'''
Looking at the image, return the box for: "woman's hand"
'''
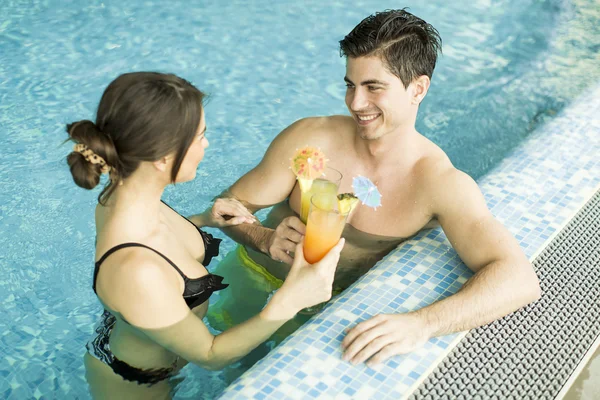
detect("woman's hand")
[190,198,257,228]
[265,238,345,320]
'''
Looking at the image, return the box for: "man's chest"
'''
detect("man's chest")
[346,194,432,238]
[335,166,432,238]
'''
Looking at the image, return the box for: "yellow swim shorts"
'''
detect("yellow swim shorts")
[207,245,342,334]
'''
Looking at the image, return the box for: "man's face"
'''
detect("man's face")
[344,56,414,140]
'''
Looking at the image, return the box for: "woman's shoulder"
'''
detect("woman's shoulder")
[97,245,191,329]
[95,243,182,309]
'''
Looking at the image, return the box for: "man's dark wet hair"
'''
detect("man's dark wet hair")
[340,9,442,88]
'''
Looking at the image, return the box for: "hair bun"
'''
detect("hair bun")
[66,120,118,190]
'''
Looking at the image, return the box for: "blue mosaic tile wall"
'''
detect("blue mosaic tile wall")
[218,84,600,399]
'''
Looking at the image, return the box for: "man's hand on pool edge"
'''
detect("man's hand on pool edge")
[341,312,433,367]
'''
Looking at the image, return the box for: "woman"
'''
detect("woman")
[68,72,344,399]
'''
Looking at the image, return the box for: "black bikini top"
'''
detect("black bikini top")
[93,204,228,309]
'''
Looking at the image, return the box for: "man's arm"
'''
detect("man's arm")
[217,118,325,263]
[342,163,541,366]
[417,168,540,332]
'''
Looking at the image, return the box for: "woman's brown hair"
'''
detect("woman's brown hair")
[66,72,204,205]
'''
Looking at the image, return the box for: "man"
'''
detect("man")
[208,9,540,366]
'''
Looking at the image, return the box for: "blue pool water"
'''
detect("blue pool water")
[0,0,599,398]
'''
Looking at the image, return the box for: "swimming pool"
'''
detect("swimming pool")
[1,0,598,398]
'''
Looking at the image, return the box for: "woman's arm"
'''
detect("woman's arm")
[188,197,257,228]
[108,240,344,370]
[141,296,296,370]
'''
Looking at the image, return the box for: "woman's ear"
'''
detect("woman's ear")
[153,156,170,173]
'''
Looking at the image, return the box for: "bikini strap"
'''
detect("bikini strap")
[93,242,188,293]
[160,200,196,227]
[159,200,221,266]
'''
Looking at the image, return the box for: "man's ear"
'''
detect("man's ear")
[411,75,431,105]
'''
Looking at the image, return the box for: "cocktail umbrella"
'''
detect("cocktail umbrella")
[290,147,327,192]
[352,176,382,209]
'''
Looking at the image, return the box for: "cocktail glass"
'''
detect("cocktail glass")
[303,192,348,264]
[299,167,342,224]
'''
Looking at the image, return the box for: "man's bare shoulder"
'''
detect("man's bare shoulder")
[278,115,354,146]
[412,135,475,194]
[290,115,353,130]
[412,135,453,179]
[412,136,483,219]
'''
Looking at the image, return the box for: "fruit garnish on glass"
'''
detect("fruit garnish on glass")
[337,193,360,215]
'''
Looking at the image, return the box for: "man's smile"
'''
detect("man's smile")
[355,113,381,125]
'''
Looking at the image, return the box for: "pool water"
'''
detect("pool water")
[1,0,599,398]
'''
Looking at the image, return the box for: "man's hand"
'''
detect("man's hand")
[265,216,306,264]
[341,313,432,367]
[190,198,257,228]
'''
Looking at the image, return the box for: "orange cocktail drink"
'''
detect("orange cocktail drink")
[304,193,348,264]
[299,167,342,224]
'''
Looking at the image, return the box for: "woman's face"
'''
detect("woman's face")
[174,109,209,183]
